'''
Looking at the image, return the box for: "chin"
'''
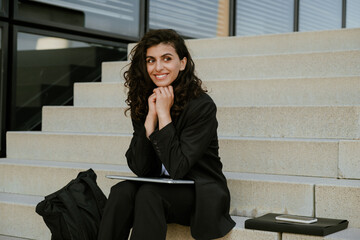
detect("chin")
[154,81,172,87]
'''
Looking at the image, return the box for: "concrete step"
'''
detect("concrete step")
[167,216,281,240]
[1,189,358,240]
[74,82,127,107]
[0,192,50,239]
[8,131,360,179]
[1,186,357,240]
[1,159,359,228]
[41,106,360,139]
[6,132,131,166]
[74,76,360,107]
[0,236,33,240]
[225,172,360,228]
[128,28,360,58]
[282,228,360,240]
[217,106,360,139]
[0,191,279,240]
[0,159,130,197]
[102,50,360,82]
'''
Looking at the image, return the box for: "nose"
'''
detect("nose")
[155,60,163,71]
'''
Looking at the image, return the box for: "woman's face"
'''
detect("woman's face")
[146,43,187,87]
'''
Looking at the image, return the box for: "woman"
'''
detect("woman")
[97,29,235,240]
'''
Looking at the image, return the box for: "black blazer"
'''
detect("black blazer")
[126,93,235,239]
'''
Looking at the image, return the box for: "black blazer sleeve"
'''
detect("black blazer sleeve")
[149,95,217,179]
[125,119,162,177]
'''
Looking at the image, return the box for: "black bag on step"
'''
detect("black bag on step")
[35,169,107,240]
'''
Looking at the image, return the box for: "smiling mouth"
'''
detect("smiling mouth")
[154,74,168,80]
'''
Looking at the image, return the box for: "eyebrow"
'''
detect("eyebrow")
[146,53,174,58]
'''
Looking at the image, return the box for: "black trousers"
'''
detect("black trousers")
[97,180,195,240]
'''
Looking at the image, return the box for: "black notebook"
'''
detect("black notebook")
[245,213,348,236]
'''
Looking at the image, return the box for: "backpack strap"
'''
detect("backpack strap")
[81,176,107,212]
[58,189,88,240]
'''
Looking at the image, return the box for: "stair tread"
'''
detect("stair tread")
[76,75,360,83]
[0,235,31,240]
[1,158,358,187]
[9,130,350,142]
[106,49,360,63]
[0,191,359,239]
[0,158,130,171]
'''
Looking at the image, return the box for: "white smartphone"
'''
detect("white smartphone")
[275,214,318,224]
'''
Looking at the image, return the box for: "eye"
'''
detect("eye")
[146,58,155,64]
[164,56,172,62]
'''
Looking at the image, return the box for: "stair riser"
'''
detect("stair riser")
[41,106,360,139]
[0,165,315,219]
[6,133,130,165]
[283,230,360,240]
[166,223,280,240]
[74,77,360,107]
[0,197,279,240]
[339,141,360,179]
[222,139,339,178]
[129,28,360,58]
[228,179,314,219]
[8,133,356,178]
[102,51,360,82]
[218,106,360,139]
[316,185,360,228]
[0,163,129,197]
[0,202,50,240]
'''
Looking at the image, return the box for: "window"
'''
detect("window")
[236,0,294,36]
[346,0,360,28]
[149,0,230,38]
[12,29,127,130]
[299,0,342,32]
[0,23,7,157]
[0,0,8,17]
[16,0,141,38]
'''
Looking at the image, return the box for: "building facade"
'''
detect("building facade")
[0,0,359,156]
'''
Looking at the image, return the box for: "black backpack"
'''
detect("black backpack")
[36,169,107,240]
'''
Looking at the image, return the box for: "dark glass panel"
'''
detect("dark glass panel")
[14,31,127,130]
[17,0,140,38]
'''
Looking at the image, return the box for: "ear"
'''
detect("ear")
[180,57,187,71]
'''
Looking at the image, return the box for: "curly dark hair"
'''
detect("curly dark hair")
[124,29,206,121]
